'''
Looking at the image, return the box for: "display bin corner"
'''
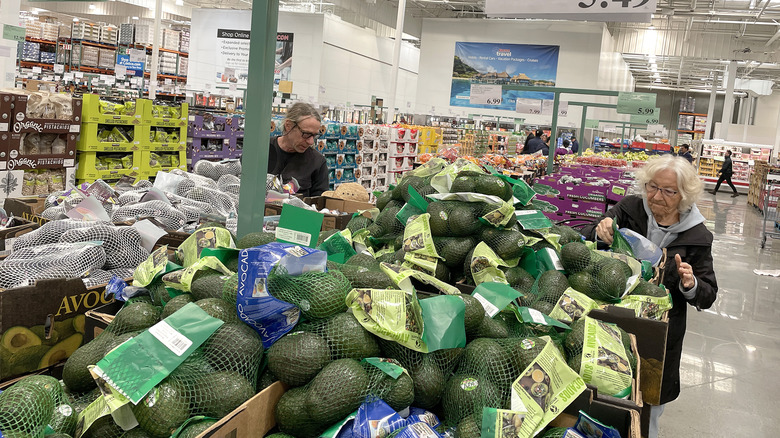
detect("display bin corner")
[81,94,143,125]
[140,99,188,127]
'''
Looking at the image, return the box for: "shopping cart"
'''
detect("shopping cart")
[761,173,780,249]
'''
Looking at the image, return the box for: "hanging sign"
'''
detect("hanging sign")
[469,84,503,105]
[585,119,600,129]
[541,100,569,117]
[516,98,543,115]
[631,110,660,125]
[485,0,656,22]
[617,92,657,115]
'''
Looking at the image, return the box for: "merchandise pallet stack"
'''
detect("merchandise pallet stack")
[0,92,81,200]
[316,122,361,191]
[75,95,187,184]
[357,125,389,200]
[187,112,242,169]
[387,126,418,186]
[417,127,442,155]
[749,161,770,209]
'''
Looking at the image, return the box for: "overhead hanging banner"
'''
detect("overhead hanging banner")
[216,29,251,85]
[485,0,656,22]
[451,42,559,111]
[616,91,657,115]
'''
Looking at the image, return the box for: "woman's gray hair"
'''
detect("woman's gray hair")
[283,102,322,126]
[636,155,704,212]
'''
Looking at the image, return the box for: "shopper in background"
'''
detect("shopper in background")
[555,139,570,156]
[525,129,546,154]
[540,133,550,156]
[582,155,718,438]
[677,144,694,163]
[268,102,329,197]
[571,137,579,154]
[711,150,738,197]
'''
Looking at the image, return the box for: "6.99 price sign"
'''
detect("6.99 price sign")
[470,84,503,106]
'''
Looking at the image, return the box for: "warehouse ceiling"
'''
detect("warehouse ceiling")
[22,0,780,91]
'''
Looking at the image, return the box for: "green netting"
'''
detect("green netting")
[190,269,230,301]
[480,228,526,261]
[529,271,571,316]
[178,419,218,438]
[450,173,513,201]
[629,279,667,297]
[560,242,592,274]
[161,294,194,319]
[540,427,570,438]
[426,201,485,237]
[503,266,535,295]
[236,231,276,249]
[221,273,240,305]
[297,312,381,361]
[332,262,397,290]
[550,225,582,245]
[443,336,549,426]
[0,375,77,438]
[267,266,352,320]
[433,236,477,270]
[346,215,373,234]
[583,258,628,302]
[317,229,339,246]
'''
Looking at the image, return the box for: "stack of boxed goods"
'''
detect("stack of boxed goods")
[71,22,99,41]
[417,126,442,155]
[533,164,632,222]
[0,91,80,200]
[233,114,244,154]
[97,48,115,69]
[76,95,188,184]
[180,29,190,52]
[187,112,239,169]
[159,52,178,75]
[20,41,40,62]
[357,125,388,202]
[41,22,59,41]
[79,46,100,67]
[134,23,151,46]
[178,56,189,77]
[162,29,180,51]
[388,126,418,185]
[316,122,360,191]
[39,50,56,64]
[99,24,118,45]
[118,23,135,45]
[24,20,43,39]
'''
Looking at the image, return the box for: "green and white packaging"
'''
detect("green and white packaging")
[430,158,484,193]
[162,256,233,292]
[577,317,633,398]
[469,242,511,285]
[549,288,600,324]
[176,227,236,268]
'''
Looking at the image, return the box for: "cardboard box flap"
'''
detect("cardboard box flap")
[198,381,286,438]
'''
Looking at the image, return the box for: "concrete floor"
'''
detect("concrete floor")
[659,193,780,437]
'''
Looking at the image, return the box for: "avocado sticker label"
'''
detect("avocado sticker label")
[460,377,479,391]
[521,339,536,350]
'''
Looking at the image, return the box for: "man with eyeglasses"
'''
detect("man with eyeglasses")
[581,155,718,438]
[268,102,329,197]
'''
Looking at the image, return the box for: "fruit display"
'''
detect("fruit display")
[0,157,658,438]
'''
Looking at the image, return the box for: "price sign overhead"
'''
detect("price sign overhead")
[485,0,656,22]
[617,92,657,115]
[631,109,660,125]
[470,84,503,105]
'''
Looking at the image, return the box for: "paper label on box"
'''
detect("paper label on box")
[53,64,64,73]
[32,66,42,74]
[75,72,84,79]
[0,161,6,170]
[0,123,8,132]
[70,125,80,133]
[64,159,75,167]
[148,320,193,356]
[275,227,311,246]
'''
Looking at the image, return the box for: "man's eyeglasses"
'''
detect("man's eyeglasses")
[294,122,320,140]
[645,182,678,198]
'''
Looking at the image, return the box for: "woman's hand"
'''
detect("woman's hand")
[595,217,614,244]
[675,254,696,289]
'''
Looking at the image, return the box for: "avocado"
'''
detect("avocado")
[110,302,160,335]
[102,332,137,356]
[257,367,278,392]
[475,174,513,201]
[560,242,591,273]
[221,273,240,305]
[551,224,582,245]
[276,387,323,438]
[442,374,501,424]
[345,253,380,269]
[39,333,83,369]
[225,253,239,272]
[508,337,547,375]
[449,203,482,236]
[435,236,477,269]
[1,326,42,354]
[411,355,445,410]
[195,298,239,323]
[427,201,454,236]
[375,191,394,211]
[483,229,525,261]
[504,266,535,292]
[178,419,218,438]
[267,270,352,320]
[131,381,190,438]
[62,336,110,392]
[0,382,56,436]
[121,428,154,438]
[568,271,596,296]
[161,293,194,319]
[49,402,78,436]
[236,231,276,249]
[630,279,667,298]
[456,413,482,438]
[307,359,369,425]
[322,312,381,360]
[191,271,228,301]
[203,323,264,372]
[267,332,330,387]
[463,338,514,388]
[593,258,628,301]
[81,414,124,438]
[318,229,340,245]
[534,270,570,305]
[374,372,414,411]
[455,294,486,335]
[346,215,373,234]
[472,314,509,339]
[450,175,476,193]
[193,371,254,418]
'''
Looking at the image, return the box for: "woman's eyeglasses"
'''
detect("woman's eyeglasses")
[645,182,678,198]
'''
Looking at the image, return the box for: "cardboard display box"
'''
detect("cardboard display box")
[551,387,641,438]
[196,381,286,438]
[3,196,48,224]
[3,131,78,170]
[83,300,123,343]
[0,278,115,381]
[0,217,38,253]
[302,196,375,231]
[10,94,82,131]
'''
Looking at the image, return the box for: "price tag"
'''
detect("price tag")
[115,65,127,79]
[75,72,84,79]
[631,113,659,124]
[541,100,569,117]
[617,91,656,115]
[53,64,64,74]
[516,98,542,115]
[129,49,145,63]
[164,78,173,85]
[32,66,42,74]
[469,84,503,105]
[63,72,73,81]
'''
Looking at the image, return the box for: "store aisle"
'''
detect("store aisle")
[660,194,780,437]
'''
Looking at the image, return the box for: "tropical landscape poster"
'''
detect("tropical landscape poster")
[450,42,560,111]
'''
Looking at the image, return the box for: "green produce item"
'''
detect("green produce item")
[0,378,56,437]
[591,258,628,302]
[480,228,525,261]
[1,326,41,354]
[434,236,477,269]
[442,374,501,425]
[257,367,278,392]
[224,253,239,272]
[195,297,240,323]
[451,173,513,201]
[307,359,369,425]
[630,279,667,297]
[393,175,424,201]
[202,323,264,372]
[267,331,331,387]
[318,229,340,246]
[29,325,59,346]
[177,419,218,438]
[504,266,535,293]
[456,413,482,438]
[125,296,154,306]
[236,231,276,249]
[530,270,571,314]
[345,253,381,269]
[275,387,323,438]
[373,371,415,411]
[81,415,124,438]
[62,336,110,392]
[49,401,78,436]
[550,225,582,245]
[102,332,138,356]
[373,205,404,236]
[266,433,296,438]
[146,280,170,307]
[110,302,161,335]
[567,271,596,296]
[410,355,446,409]
[131,381,190,438]
[221,273,240,305]
[306,312,381,360]
[457,294,487,334]
[337,264,397,290]
[346,215,373,234]
[472,314,510,339]
[376,191,394,211]
[192,371,255,418]
[160,293,195,319]
[191,270,229,301]
[267,267,352,320]
[560,242,591,273]
[540,427,570,438]
[563,317,633,397]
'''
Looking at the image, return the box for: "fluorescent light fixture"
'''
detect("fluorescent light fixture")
[132,16,139,19]
[648,25,655,30]
[31,9,38,14]
[73,17,80,22]
[651,65,658,72]
[175,0,184,5]
[88,4,96,9]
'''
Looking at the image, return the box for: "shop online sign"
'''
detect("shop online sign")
[485,0,656,22]
[116,55,145,77]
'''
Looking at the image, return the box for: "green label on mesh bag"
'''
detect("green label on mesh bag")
[75,393,112,438]
[352,229,372,254]
[176,227,236,268]
[579,317,633,398]
[504,176,536,207]
[617,293,672,320]
[418,294,467,351]
[549,288,599,324]
[430,158,484,193]
[201,246,239,266]
[380,262,460,295]
[472,282,523,318]
[512,306,571,330]
[133,245,177,287]
[481,407,530,438]
[536,248,564,273]
[318,230,358,260]
[480,201,515,228]
[510,340,587,436]
[402,252,439,276]
[397,203,425,226]
[409,157,448,178]
[88,365,136,426]
[162,256,233,292]
[515,210,552,230]
[470,242,510,286]
[347,287,428,352]
[363,357,406,378]
[538,230,562,252]
[94,303,224,404]
[402,213,439,258]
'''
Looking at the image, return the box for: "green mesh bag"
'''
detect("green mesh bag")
[479,228,526,261]
[450,173,513,201]
[333,263,397,290]
[266,331,331,387]
[298,312,381,361]
[0,376,57,437]
[318,229,340,246]
[560,242,591,274]
[529,270,571,316]
[267,266,352,320]
[426,201,486,237]
[160,293,194,319]
[584,258,628,303]
[177,419,218,438]
[236,231,276,249]
[433,236,477,269]
[550,225,582,245]
[221,273,239,305]
[346,215,373,234]
[540,427,570,438]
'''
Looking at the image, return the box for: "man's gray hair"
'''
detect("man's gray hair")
[636,155,704,212]
[283,102,322,126]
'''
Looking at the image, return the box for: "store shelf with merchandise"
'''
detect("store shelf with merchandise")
[695,139,772,188]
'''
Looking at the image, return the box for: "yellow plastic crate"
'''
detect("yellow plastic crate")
[140,99,189,127]
[137,125,188,151]
[139,150,188,177]
[77,122,143,152]
[417,144,439,155]
[75,150,142,182]
[81,94,143,125]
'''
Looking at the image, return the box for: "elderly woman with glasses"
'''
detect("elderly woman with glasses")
[268,102,329,197]
[582,155,718,438]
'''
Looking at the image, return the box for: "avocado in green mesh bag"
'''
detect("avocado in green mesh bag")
[560,242,591,274]
[442,373,503,426]
[504,266,535,294]
[131,381,190,437]
[299,312,381,360]
[434,236,477,269]
[161,293,194,319]
[0,376,57,437]
[376,191,394,211]
[480,227,525,261]
[346,215,373,233]
[267,266,352,320]
[236,231,276,249]
[267,331,331,387]
[550,224,582,245]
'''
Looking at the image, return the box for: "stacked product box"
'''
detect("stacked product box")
[20,41,40,62]
[162,29,180,51]
[41,23,59,41]
[139,99,188,178]
[39,51,56,64]
[119,23,135,45]
[180,30,190,53]
[159,52,178,75]
[98,48,115,69]
[357,125,383,200]
[99,25,118,45]
[72,22,99,41]
[79,46,100,67]
[134,24,151,46]
[0,92,81,199]
[25,21,43,39]
[231,115,244,157]
[388,126,418,185]
[178,57,189,77]
[187,113,238,169]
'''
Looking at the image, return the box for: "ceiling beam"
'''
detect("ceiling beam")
[766,26,780,45]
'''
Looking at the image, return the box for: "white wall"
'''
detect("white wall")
[277,12,326,103]
[415,19,628,128]
[713,92,780,160]
[595,27,634,122]
[1,0,21,89]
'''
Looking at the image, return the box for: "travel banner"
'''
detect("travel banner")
[450,42,559,111]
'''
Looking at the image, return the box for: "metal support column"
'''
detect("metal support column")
[237,0,279,238]
[620,124,625,153]
[579,105,588,156]
[704,75,718,140]
[149,0,163,99]
[547,92,560,174]
[721,61,737,139]
[386,0,406,124]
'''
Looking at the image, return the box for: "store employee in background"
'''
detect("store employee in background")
[268,102,329,197]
